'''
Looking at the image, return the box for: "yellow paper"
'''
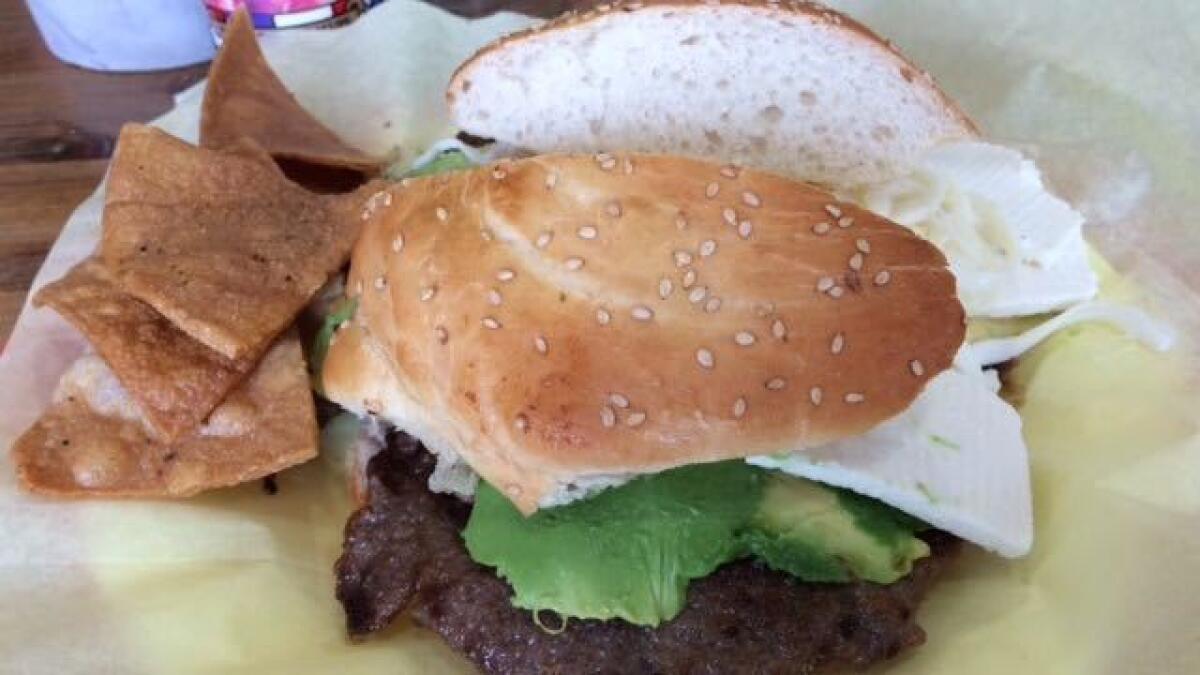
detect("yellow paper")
[1,1,1198,673]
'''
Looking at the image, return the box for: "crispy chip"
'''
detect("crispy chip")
[12,334,317,497]
[201,9,383,185]
[101,124,370,361]
[33,258,253,442]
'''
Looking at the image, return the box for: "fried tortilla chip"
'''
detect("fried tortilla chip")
[33,258,252,442]
[12,334,317,497]
[201,8,383,188]
[101,123,370,361]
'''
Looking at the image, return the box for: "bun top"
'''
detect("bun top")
[447,0,977,186]
[323,153,965,513]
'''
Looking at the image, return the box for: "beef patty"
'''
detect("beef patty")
[336,433,959,674]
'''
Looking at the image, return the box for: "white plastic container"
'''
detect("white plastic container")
[25,0,216,72]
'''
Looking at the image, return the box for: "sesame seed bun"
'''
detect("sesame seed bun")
[322,154,965,513]
[447,0,976,186]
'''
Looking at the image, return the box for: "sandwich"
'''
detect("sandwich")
[325,1,1170,672]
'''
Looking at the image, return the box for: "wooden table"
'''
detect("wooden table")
[0,0,209,345]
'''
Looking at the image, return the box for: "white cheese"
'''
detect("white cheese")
[844,141,1099,318]
[748,364,1033,558]
[964,300,1177,366]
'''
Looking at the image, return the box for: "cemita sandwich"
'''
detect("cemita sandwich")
[8,3,1177,674]
[326,1,1172,672]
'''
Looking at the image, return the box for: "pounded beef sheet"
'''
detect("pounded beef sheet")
[336,434,959,675]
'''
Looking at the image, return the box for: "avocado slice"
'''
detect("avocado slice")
[463,463,931,627]
[744,472,930,584]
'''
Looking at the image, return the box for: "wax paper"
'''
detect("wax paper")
[1,1,1198,673]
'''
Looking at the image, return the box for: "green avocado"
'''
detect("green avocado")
[745,473,930,584]
[463,462,930,627]
[464,462,763,627]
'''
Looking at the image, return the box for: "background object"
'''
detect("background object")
[203,0,389,37]
[24,0,215,71]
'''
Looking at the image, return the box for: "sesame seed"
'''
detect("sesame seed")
[682,268,697,288]
[856,238,871,254]
[514,414,528,431]
[765,377,787,391]
[741,191,762,208]
[595,152,616,170]
[700,239,718,257]
[844,392,866,404]
[831,332,845,355]
[704,297,722,313]
[772,319,787,340]
[391,234,404,253]
[545,173,559,189]
[497,268,516,282]
[534,335,549,354]
[674,250,694,267]
[564,256,586,271]
[482,316,502,330]
[491,167,507,180]
[675,214,689,230]
[436,207,448,222]
[812,221,832,235]
[738,220,753,238]
[480,229,493,242]
[536,231,554,249]
[609,393,630,408]
[374,276,387,290]
[734,330,756,346]
[625,411,647,427]
[705,182,720,198]
[487,288,503,306]
[732,397,748,418]
[631,305,654,321]
[688,286,708,304]
[578,225,598,239]
[849,252,864,271]
[420,286,436,302]
[720,165,740,179]
[354,279,363,296]
[824,204,842,218]
[755,302,776,317]
[605,201,623,218]
[910,359,925,377]
[435,326,449,344]
[659,277,674,299]
[829,285,845,299]
[596,308,612,325]
[623,158,635,174]
[600,406,616,428]
[722,207,737,226]
[696,348,715,369]
[809,387,824,406]
[838,216,854,229]
[874,270,891,286]
[817,276,835,292]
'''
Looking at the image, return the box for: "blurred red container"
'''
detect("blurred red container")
[204,0,386,39]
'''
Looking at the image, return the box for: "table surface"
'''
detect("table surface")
[0,0,209,345]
